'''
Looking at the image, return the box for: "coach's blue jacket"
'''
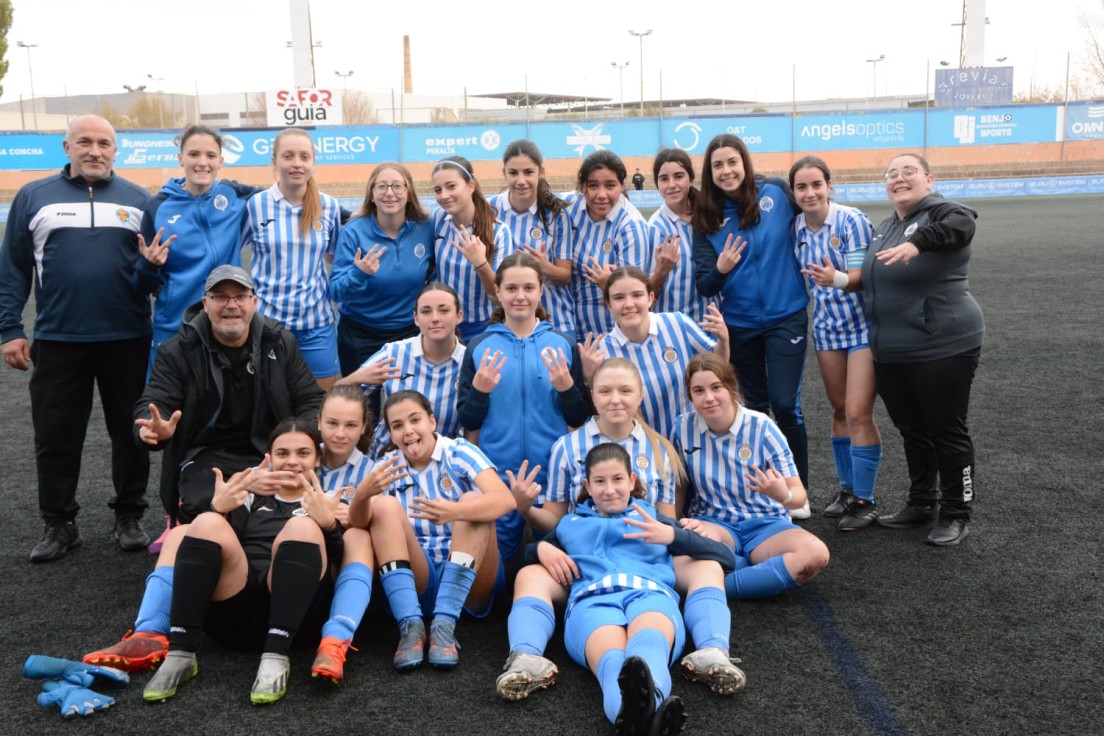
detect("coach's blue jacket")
[135,177,256,344]
[0,165,153,343]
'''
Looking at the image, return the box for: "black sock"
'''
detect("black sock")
[265,540,323,655]
[168,536,223,653]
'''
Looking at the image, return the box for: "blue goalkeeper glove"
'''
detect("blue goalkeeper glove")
[23,654,129,687]
[37,680,115,719]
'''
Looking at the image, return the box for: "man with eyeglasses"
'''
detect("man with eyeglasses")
[135,265,324,525]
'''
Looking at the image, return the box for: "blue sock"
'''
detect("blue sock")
[322,562,372,641]
[432,561,477,623]
[596,648,627,724]
[683,587,730,650]
[831,436,853,490]
[723,556,797,600]
[508,596,556,655]
[851,443,883,502]
[625,628,671,705]
[134,567,174,634]
[381,567,421,623]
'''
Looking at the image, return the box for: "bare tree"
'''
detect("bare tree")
[342,91,376,125]
[1081,0,1104,92]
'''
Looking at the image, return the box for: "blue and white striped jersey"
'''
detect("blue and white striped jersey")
[567,196,651,337]
[794,202,872,351]
[320,447,374,501]
[648,204,710,320]
[600,312,715,440]
[543,418,676,511]
[361,335,466,450]
[433,211,515,331]
[671,408,797,524]
[245,184,340,330]
[379,435,496,563]
[489,193,576,336]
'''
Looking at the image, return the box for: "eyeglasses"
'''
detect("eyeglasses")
[374,182,407,194]
[884,167,923,182]
[206,293,253,305]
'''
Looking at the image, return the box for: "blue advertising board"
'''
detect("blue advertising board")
[659,115,791,154]
[927,105,1057,147]
[1065,102,1104,141]
[935,67,1014,107]
[793,111,925,151]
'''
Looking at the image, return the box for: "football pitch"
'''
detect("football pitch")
[0,194,1100,735]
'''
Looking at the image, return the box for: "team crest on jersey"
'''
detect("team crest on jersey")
[829,235,841,249]
[530,226,543,240]
[904,223,919,238]
[440,475,454,491]
[602,240,612,253]
[636,455,650,470]
[759,196,774,213]
[414,242,426,259]
[662,347,678,363]
[737,445,752,461]
[115,208,130,223]
[292,507,309,516]
[214,194,229,211]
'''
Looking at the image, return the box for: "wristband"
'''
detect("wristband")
[473,260,489,270]
[831,270,849,289]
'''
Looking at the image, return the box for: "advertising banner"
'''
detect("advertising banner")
[935,67,1014,107]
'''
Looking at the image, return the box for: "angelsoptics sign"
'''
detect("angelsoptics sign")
[266,89,343,127]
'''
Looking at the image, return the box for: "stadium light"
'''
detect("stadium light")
[866,54,885,97]
[629,30,652,114]
[16,42,38,130]
[610,61,629,113]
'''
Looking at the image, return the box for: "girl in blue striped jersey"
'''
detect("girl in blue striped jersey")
[647,149,710,321]
[496,360,746,703]
[329,162,433,377]
[581,267,727,440]
[692,135,811,515]
[431,156,514,343]
[246,128,342,389]
[791,157,882,531]
[568,151,652,338]
[492,141,576,340]
[457,253,591,565]
[673,353,829,600]
[347,390,514,671]
[515,443,736,733]
[337,282,466,451]
[318,385,375,507]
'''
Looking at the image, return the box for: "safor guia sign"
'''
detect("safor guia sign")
[266,89,344,127]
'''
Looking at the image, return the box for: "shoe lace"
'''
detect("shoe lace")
[430,619,457,647]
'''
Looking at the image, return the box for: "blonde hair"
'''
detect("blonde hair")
[593,357,687,487]
[273,128,321,237]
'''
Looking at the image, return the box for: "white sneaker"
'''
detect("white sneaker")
[495,651,558,701]
[790,500,811,520]
[679,647,746,695]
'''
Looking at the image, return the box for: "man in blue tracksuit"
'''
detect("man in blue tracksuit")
[0,115,161,562]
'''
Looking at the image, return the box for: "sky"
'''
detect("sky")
[1,0,1098,108]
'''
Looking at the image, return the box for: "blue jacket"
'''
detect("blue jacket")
[0,165,153,343]
[693,178,808,329]
[328,214,434,330]
[457,320,590,485]
[137,177,255,342]
[526,498,736,609]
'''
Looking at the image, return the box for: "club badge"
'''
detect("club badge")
[738,445,752,461]
[414,242,426,259]
[636,455,650,470]
[530,227,543,240]
[829,235,841,249]
[602,240,612,253]
[663,347,678,363]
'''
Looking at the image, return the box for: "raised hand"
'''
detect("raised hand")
[876,241,920,266]
[409,495,460,525]
[354,243,387,275]
[583,257,617,289]
[577,332,607,383]
[354,454,408,499]
[453,225,489,267]
[623,502,676,545]
[246,453,300,496]
[716,233,747,274]
[472,348,507,393]
[540,346,574,391]
[300,469,342,530]
[653,234,681,275]
[699,302,727,339]
[210,465,260,513]
[505,460,542,514]
[138,227,175,266]
[745,465,788,502]
[801,255,839,287]
[135,403,181,445]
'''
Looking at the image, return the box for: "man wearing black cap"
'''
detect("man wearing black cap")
[135,265,324,525]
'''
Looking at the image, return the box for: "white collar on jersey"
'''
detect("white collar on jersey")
[607,315,660,346]
[583,416,648,443]
[694,405,747,438]
[407,335,464,364]
[322,446,364,474]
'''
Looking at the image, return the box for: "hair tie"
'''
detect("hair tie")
[434,159,473,181]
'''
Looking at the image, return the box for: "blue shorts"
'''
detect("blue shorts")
[698,514,799,558]
[414,548,505,620]
[564,589,685,669]
[292,323,340,379]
